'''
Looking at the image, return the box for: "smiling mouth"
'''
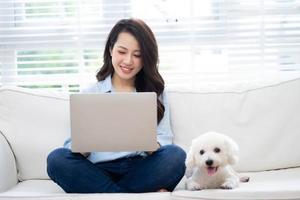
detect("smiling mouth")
[120,66,133,74]
[207,166,218,176]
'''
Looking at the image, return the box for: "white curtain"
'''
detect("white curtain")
[1,0,300,92]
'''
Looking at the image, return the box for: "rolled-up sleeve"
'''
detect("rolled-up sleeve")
[63,138,72,149]
[156,91,173,146]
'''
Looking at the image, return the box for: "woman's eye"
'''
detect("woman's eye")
[118,51,126,54]
[199,150,205,155]
[134,54,141,58]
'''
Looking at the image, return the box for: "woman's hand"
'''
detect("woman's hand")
[146,142,161,155]
[80,152,90,157]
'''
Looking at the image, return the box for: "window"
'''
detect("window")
[1,0,300,92]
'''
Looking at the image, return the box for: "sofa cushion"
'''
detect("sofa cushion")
[0,180,170,200]
[0,87,70,181]
[1,168,299,200]
[0,130,18,192]
[169,77,300,172]
[172,167,300,200]
[0,180,64,196]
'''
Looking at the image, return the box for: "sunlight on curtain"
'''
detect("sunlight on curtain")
[0,0,300,91]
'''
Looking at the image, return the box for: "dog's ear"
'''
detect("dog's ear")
[185,141,195,178]
[225,136,239,165]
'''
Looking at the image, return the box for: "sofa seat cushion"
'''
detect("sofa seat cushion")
[0,180,170,200]
[0,180,64,196]
[172,167,300,200]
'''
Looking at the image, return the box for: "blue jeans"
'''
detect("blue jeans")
[47,144,186,193]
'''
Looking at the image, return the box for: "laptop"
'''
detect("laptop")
[70,92,157,152]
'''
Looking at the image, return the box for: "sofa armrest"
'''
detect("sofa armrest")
[0,131,18,192]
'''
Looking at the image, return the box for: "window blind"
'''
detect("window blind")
[1,0,300,92]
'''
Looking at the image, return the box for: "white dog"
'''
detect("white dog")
[185,131,249,190]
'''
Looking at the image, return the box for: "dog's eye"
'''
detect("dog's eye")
[199,150,205,155]
[214,147,221,153]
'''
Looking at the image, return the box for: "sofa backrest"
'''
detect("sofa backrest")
[0,87,70,180]
[0,77,300,180]
[169,77,300,172]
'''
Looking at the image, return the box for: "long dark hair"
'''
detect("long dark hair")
[96,18,165,123]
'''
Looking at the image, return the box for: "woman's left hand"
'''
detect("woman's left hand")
[146,142,160,155]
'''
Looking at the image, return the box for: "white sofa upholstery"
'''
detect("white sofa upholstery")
[1,77,300,200]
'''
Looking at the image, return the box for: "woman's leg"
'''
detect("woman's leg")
[117,144,186,193]
[47,148,125,193]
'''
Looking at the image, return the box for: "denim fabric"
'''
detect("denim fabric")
[47,144,186,193]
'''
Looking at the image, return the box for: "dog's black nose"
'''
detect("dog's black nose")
[206,159,213,166]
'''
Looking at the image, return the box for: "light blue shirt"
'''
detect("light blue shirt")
[64,75,173,163]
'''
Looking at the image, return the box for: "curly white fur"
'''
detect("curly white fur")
[185,131,244,190]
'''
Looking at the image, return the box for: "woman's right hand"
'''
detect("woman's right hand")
[81,152,90,157]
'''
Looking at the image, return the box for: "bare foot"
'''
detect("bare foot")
[157,188,169,192]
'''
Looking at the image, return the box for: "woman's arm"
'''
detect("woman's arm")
[156,91,173,146]
[63,137,90,157]
[146,91,173,155]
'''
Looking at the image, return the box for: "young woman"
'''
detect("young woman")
[47,18,186,193]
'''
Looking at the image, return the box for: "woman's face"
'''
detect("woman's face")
[110,32,142,83]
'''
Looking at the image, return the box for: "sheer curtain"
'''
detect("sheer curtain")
[1,0,300,92]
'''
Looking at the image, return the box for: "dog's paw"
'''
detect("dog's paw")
[220,184,233,190]
[186,180,202,191]
[221,179,238,190]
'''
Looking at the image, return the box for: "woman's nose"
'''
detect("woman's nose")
[124,54,133,65]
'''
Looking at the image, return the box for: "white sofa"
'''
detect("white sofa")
[1,77,300,200]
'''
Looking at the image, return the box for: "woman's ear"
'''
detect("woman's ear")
[225,136,239,165]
